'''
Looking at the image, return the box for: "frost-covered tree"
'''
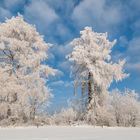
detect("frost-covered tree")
[0,16,55,123]
[110,89,140,127]
[68,27,128,113]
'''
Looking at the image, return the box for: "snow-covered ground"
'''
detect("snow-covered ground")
[0,126,140,140]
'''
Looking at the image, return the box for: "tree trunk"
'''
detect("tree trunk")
[81,81,86,112]
[30,107,36,121]
[7,107,11,118]
[88,72,93,105]
[87,72,97,114]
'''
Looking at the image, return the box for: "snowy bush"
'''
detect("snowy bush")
[110,89,140,127]
[82,89,140,127]
[51,108,79,125]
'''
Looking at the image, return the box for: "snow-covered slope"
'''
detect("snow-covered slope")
[0,126,140,140]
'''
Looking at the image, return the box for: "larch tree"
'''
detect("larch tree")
[0,16,55,122]
[68,27,128,117]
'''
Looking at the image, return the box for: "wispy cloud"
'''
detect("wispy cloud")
[3,0,25,9]
[126,63,140,72]
[24,0,58,33]
[0,7,11,20]
[50,80,72,88]
[72,0,123,35]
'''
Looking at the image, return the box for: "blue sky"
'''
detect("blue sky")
[0,0,140,112]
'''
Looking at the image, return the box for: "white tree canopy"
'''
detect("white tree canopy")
[68,27,128,93]
[67,26,129,113]
[0,16,55,120]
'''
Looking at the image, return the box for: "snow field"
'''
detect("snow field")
[0,126,140,140]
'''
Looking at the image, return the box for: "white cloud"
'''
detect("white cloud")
[119,36,129,48]
[128,37,140,58]
[122,37,140,73]
[46,0,76,17]
[55,23,72,40]
[126,63,140,72]
[4,0,25,9]
[50,80,72,88]
[24,0,58,32]
[0,7,11,20]
[55,70,64,77]
[52,44,72,58]
[50,80,64,87]
[130,0,140,12]
[49,44,72,72]
[72,0,122,33]
[58,60,71,72]
[131,19,140,37]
